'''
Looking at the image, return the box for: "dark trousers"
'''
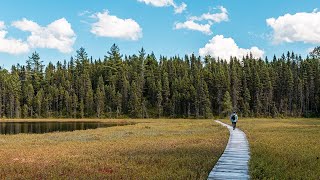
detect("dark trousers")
[232,122,236,129]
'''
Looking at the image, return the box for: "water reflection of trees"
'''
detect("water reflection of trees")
[0,122,121,135]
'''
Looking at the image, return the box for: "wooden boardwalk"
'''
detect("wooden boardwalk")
[208,120,250,180]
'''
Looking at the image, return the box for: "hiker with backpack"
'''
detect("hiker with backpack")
[230,111,238,130]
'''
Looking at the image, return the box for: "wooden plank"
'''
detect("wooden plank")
[208,120,250,180]
[214,165,248,171]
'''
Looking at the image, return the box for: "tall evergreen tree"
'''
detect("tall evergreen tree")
[0,44,319,119]
[222,91,233,117]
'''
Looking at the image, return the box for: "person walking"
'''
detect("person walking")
[230,111,238,130]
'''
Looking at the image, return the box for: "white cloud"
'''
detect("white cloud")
[174,2,187,14]
[199,35,264,60]
[12,19,40,32]
[90,11,142,41]
[175,6,228,34]
[12,18,76,53]
[175,20,212,35]
[0,21,29,55]
[267,10,320,44]
[0,21,5,30]
[78,10,91,17]
[138,0,187,14]
[138,0,174,7]
[190,6,228,23]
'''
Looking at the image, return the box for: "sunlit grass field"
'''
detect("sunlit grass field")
[0,119,228,179]
[223,118,320,179]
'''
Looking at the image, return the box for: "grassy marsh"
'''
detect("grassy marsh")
[223,118,320,179]
[0,119,228,179]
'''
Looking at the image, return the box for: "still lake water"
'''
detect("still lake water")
[0,121,124,135]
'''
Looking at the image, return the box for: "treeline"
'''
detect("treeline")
[0,44,320,119]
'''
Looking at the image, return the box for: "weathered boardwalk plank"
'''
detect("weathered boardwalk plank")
[208,120,250,180]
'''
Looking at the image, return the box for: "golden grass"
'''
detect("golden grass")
[0,119,228,179]
[222,118,320,180]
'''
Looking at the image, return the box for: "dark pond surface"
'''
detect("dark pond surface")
[0,121,126,135]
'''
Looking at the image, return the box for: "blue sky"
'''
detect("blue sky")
[0,0,319,68]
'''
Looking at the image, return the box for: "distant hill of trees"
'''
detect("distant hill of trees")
[0,45,320,119]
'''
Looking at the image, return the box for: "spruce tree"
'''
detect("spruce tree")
[1,44,320,119]
[129,81,141,118]
[222,91,232,117]
[156,80,163,118]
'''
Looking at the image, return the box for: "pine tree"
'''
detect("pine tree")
[156,80,163,118]
[162,72,170,116]
[202,81,212,118]
[28,52,44,92]
[243,87,251,116]
[0,45,320,119]
[72,92,78,118]
[85,88,94,117]
[22,104,28,118]
[230,59,240,112]
[80,99,84,118]
[129,81,141,118]
[8,72,21,118]
[65,91,71,117]
[95,76,105,118]
[309,46,320,59]
[121,72,129,114]
[34,88,44,117]
[116,91,122,117]
[222,91,232,117]
[252,64,262,116]
[84,72,94,117]
[26,84,34,117]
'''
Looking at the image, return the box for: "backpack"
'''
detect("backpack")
[231,114,236,121]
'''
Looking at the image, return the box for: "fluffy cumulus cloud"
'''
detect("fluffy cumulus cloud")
[199,35,264,60]
[90,11,142,41]
[138,0,187,14]
[12,18,76,53]
[267,10,320,44]
[0,21,30,55]
[175,6,228,34]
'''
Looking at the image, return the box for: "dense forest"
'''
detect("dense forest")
[0,44,320,119]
